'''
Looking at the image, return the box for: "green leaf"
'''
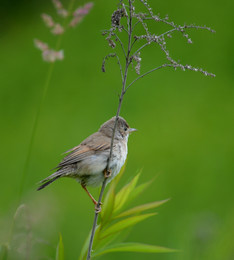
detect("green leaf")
[115,199,170,219]
[100,162,128,225]
[93,230,123,252]
[0,244,8,260]
[79,230,90,260]
[93,242,176,256]
[92,225,102,250]
[100,182,115,226]
[100,213,156,239]
[113,173,140,214]
[127,179,153,205]
[56,233,64,260]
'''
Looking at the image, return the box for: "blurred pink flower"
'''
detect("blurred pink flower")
[51,24,64,35]
[52,0,68,17]
[34,39,64,62]
[34,39,48,51]
[70,2,94,27]
[35,1,93,62]
[42,49,64,62]
[41,13,64,35]
[41,13,55,28]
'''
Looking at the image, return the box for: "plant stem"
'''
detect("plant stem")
[18,62,54,203]
[17,0,76,203]
[125,64,170,92]
[86,1,133,259]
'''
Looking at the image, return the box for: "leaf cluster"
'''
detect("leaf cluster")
[79,165,174,259]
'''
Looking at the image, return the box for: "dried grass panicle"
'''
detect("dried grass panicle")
[103,0,215,80]
[132,52,141,75]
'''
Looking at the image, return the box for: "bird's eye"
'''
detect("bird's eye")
[124,127,128,131]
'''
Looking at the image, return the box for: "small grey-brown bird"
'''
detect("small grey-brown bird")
[37,116,136,207]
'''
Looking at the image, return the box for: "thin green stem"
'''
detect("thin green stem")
[17,63,54,202]
[17,0,76,203]
[10,0,76,250]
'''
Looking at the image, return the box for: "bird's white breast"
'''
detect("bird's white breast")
[76,136,128,187]
[107,136,128,183]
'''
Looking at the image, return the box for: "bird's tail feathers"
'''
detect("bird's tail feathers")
[37,170,64,191]
[37,175,61,191]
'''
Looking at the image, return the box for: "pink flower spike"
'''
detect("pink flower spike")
[55,50,64,60]
[42,49,64,62]
[70,2,93,27]
[84,2,94,10]
[34,39,64,62]
[41,13,54,28]
[52,0,63,10]
[58,9,68,18]
[34,39,49,51]
[69,16,82,27]
[52,0,68,17]
[51,24,64,35]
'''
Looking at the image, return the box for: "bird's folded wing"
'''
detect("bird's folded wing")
[55,132,111,169]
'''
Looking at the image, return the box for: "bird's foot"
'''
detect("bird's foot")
[104,168,112,178]
[95,203,102,213]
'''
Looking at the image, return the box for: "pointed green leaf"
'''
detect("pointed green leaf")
[92,224,102,250]
[79,230,91,260]
[114,173,140,213]
[80,225,101,260]
[100,183,115,226]
[93,242,176,256]
[0,244,8,260]
[56,233,64,260]
[100,213,156,239]
[127,179,153,205]
[94,230,123,252]
[100,162,127,226]
[94,222,134,252]
[115,199,170,219]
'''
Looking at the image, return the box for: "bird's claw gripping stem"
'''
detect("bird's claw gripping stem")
[95,203,102,213]
[104,168,112,178]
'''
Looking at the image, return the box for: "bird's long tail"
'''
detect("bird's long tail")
[37,166,74,191]
[37,175,61,191]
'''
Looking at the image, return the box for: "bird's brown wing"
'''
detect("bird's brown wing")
[55,132,111,169]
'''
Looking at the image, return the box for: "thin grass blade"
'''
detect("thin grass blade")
[93,242,176,256]
[113,173,140,214]
[127,179,153,205]
[0,244,8,260]
[100,213,156,239]
[56,233,64,260]
[115,199,170,218]
[79,230,91,260]
[100,183,115,226]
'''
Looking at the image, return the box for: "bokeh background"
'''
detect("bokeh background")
[1,0,233,259]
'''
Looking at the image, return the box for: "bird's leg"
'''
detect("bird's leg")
[81,184,102,213]
[103,168,112,178]
[81,183,98,205]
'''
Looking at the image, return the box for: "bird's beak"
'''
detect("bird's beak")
[129,128,137,133]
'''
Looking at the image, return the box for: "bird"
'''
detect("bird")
[37,116,137,210]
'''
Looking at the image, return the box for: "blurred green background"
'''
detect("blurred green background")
[1,0,234,259]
